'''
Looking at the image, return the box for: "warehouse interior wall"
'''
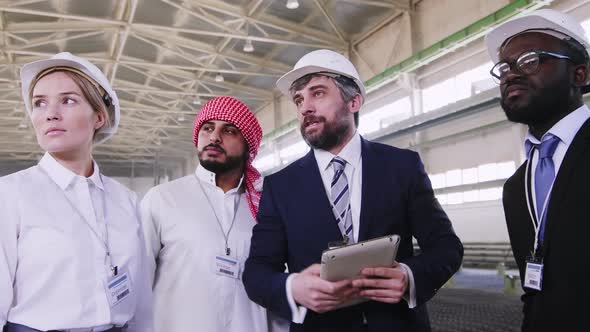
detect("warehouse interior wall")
[5,0,590,244]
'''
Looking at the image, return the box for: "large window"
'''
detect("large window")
[422,62,493,113]
[358,97,412,135]
[253,154,276,173]
[430,161,515,205]
[279,141,310,165]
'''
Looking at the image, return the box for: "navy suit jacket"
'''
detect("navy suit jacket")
[243,138,463,332]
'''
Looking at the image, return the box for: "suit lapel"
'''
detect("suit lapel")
[358,138,378,241]
[543,118,590,255]
[297,150,342,239]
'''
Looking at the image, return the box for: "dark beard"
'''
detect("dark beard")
[300,107,352,151]
[500,79,571,127]
[198,152,246,174]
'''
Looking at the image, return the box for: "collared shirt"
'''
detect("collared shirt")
[140,165,287,332]
[285,133,417,323]
[0,153,152,332]
[314,132,363,242]
[524,104,590,219]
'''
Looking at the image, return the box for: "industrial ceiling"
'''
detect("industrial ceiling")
[0,0,406,176]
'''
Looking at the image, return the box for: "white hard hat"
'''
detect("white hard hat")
[485,9,590,63]
[20,52,120,145]
[276,49,366,99]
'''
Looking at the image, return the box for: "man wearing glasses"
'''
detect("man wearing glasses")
[485,9,590,332]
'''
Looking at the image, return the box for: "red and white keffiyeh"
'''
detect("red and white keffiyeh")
[193,96,263,220]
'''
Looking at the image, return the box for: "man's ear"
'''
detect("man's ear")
[348,93,363,115]
[573,64,589,87]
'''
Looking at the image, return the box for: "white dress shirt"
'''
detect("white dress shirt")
[524,104,590,224]
[140,165,287,332]
[0,153,152,332]
[285,133,417,323]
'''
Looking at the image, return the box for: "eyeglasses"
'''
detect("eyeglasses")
[489,50,572,84]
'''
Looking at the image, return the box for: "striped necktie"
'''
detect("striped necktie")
[330,157,353,243]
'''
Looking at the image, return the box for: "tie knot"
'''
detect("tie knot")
[331,157,346,172]
[537,135,560,159]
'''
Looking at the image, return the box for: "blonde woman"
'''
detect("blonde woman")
[0,53,152,332]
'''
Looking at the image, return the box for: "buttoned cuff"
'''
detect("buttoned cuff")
[399,263,417,308]
[286,273,308,323]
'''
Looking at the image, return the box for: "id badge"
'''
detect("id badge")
[104,271,132,307]
[524,261,543,291]
[214,255,240,279]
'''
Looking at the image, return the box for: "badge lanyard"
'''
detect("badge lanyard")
[196,176,241,256]
[523,147,557,258]
[39,166,117,276]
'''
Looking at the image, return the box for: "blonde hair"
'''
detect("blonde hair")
[29,67,115,143]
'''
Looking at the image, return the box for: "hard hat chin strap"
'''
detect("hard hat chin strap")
[102,93,112,108]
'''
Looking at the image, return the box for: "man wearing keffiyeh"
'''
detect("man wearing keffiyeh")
[140,96,287,332]
[192,96,263,218]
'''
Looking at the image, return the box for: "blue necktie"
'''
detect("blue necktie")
[533,134,560,243]
[330,157,353,243]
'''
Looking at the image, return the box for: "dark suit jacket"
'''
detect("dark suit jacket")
[503,118,590,332]
[243,138,463,332]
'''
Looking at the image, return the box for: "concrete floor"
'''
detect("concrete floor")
[428,268,524,332]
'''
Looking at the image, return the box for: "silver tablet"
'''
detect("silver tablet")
[320,234,400,282]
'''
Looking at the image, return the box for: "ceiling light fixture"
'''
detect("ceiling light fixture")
[192,97,201,105]
[286,0,299,9]
[177,114,185,122]
[215,73,224,82]
[243,38,254,53]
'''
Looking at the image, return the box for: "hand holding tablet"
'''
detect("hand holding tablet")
[319,235,401,308]
[320,235,400,281]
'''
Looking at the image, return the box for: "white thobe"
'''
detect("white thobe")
[140,165,288,332]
